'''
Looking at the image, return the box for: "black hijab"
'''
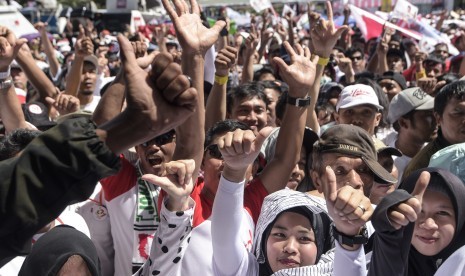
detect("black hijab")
[399,167,465,276]
[19,225,101,276]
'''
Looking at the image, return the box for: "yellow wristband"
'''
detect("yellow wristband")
[214,75,228,85]
[317,56,330,66]
[416,70,426,80]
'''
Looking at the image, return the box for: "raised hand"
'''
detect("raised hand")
[310,1,349,58]
[377,28,392,56]
[142,159,195,211]
[323,166,373,236]
[34,22,47,34]
[215,46,237,77]
[0,26,27,71]
[162,0,226,56]
[387,171,430,230]
[75,25,94,57]
[337,53,354,75]
[46,92,80,115]
[245,25,259,55]
[217,127,270,176]
[102,34,197,149]
[273,41,316,96]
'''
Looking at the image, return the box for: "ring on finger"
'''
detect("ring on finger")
[185,75,193,88]
[357,205,366,214]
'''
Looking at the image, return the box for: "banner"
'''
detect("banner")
[393,0,419,20]
[250,0,272,13]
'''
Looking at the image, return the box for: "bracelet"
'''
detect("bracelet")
[317,57,330,66]
[214,75,228,85]
[0,66,11,80]
[416,69,426,80]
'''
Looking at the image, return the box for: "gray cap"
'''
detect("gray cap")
[388,87,434,124]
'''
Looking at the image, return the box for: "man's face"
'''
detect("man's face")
[264,88,280,127]
[135,131,176,176]
[287,148,307,190]
[434,45,449,60]
[349,51,366,73]
[11,68,27,90]
[79,62,97,95]
[229,96,267,135]
[424,61,444,79]
[314,153,374,196]
[411,190,455,256]
[378,79,402,101]
[335,104,382,136]
[387,55,404,73]
[202,138,225,196]
[407,110,438,143]
[435,96,465,144]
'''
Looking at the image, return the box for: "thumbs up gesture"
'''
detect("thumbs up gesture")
[323,166,373,237]
[387,171,430,230]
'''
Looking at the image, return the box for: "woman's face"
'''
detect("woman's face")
[266,212,317,272]
[411,190,456,256]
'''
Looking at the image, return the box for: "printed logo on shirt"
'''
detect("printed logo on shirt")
[92,205,108,221]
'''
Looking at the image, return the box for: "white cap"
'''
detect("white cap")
[336,84,383,112]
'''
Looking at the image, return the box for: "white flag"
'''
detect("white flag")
[250,0,271,13]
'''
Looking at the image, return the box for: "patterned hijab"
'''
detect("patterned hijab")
[253,190,334,276]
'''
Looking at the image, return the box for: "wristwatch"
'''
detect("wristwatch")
[332,225,368,246]
[0,66,11,80]
[0,77,13,90]
[287,95,311,107]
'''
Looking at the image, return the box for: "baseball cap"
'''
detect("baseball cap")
[429,142,465,184]
[336,84,383,112]
[314,124,397,184]
[378,71,408,90]
[22,102,56,131]
[387,87,434,124]
[373,137,402,157]
[261,127,318,164]
[84,55,99,69]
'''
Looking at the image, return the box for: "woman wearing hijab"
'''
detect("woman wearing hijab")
[368,167,465,276]
[19,225,100,276]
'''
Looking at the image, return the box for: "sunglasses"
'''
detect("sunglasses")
[351,56,363,61]
[142,131,175,147]
[205,144,223,160]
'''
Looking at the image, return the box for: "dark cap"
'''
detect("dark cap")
[22,102,56,131]
[387,48,404,59]
[378,71,408,90]
[315,125,397,184]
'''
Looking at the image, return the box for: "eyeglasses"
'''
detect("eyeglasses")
[205,144,223,160]
[141,131,176,147]
[351,56,363,61]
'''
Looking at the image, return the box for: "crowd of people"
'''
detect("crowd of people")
[1,0,465,275]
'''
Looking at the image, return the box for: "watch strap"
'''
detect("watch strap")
[0,78,13,90]
[332,225,368,247]
[287,95,311,107]
[0,66,11,80]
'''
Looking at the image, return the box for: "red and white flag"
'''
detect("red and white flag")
[349,4,422,41]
